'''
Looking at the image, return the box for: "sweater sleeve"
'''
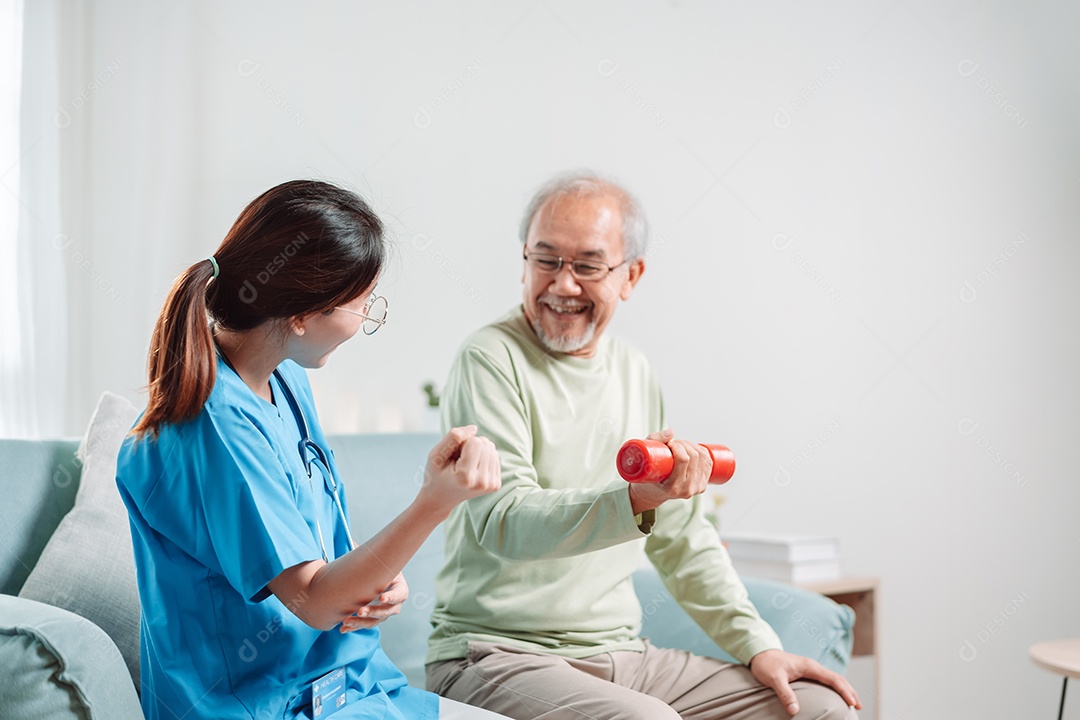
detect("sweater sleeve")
[645,496,783,664]
[442,343,647,561]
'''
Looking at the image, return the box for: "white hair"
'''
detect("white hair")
[518,172,649,260]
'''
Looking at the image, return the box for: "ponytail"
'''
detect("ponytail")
[132,259,218,437]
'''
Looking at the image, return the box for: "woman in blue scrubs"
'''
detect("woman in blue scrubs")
[117,180,506,719]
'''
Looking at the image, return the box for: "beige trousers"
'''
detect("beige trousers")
[427,640,857,720]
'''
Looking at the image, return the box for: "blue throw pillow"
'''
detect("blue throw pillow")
[634,568,854,673]
[0,595,143,719]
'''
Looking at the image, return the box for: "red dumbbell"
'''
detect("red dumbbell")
[617,439,735,484]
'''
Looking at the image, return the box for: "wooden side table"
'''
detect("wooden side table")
[1030,639,1080,720]
[799,577,880,719]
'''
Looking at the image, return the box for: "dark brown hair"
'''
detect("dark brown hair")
[133,180,384,436]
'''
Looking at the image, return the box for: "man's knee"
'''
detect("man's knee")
[792,681,857,719]
[570,692,679,720]
[620,693,682,720]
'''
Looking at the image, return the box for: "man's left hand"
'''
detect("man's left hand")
[748,649,861,715]
[339,573,409,633]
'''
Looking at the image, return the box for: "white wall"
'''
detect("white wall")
[45,1,1080,717]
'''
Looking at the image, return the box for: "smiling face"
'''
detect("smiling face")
[522,191,644,357]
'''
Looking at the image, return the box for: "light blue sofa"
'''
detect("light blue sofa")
[0,397,854,718]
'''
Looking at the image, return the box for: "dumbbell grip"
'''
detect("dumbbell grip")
[617,439,735,484]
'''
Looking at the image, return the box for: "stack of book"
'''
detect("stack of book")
[722,534,841,584]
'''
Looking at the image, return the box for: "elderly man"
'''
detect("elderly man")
[425,172,860,719]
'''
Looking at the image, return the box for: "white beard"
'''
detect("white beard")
[530,314,597,354]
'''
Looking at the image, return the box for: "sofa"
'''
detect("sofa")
[0,392,855,718]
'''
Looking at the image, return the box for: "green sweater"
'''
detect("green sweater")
[427,307,781,665]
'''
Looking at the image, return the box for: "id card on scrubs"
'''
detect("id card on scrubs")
[312,667,347,717]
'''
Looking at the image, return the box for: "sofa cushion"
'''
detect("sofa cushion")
[18,392,142,687]
[328,432,443,687]
[0,438,81,595]
[634,568,854,673]
[0,594,143,719]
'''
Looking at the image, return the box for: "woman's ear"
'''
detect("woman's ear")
[289,315,307,337]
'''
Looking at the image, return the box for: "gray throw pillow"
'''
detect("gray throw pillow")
[0,595,143,719]
[18,391,142,687]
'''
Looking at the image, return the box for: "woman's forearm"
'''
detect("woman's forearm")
[270,497,451,631]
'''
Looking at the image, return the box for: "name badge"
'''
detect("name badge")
[312,667,347,717]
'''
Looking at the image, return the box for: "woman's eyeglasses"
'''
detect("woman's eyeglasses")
[335,294,388,335]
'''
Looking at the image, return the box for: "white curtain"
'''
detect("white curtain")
[0,0,29,436]
[0,0,75,437]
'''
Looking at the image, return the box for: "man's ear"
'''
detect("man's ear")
[620,257,646,301]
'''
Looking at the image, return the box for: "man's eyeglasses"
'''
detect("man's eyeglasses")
[523,251,628,281]
[335,294,388,335]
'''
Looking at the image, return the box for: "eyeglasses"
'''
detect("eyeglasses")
[523,251,628,281]
[335,294,388,335]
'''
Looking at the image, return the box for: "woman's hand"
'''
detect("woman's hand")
[417,425,502,514]
[339,573,408,633]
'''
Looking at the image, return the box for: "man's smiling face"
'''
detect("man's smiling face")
[521,191,643,357]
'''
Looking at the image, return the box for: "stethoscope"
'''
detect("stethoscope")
[272,368,357,563]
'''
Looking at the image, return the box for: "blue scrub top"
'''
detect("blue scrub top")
[116,357,438,720]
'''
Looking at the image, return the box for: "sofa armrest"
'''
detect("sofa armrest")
[0,595,143,719]
[633,567,855,673]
